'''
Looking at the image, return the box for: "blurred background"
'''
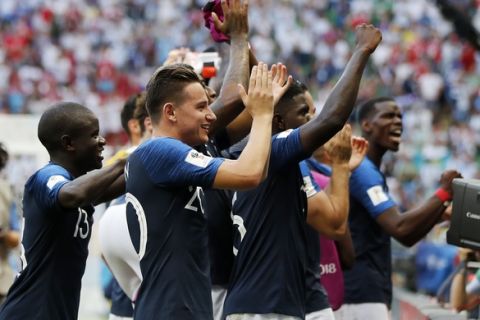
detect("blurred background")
[1,0,480,319]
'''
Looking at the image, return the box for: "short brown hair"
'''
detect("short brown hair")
[133,92,148,134]
[146,63,203,123]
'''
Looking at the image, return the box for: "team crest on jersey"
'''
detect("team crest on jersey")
[185,149,213,168]
[366,185,389,206]
[276,129,293,139]
[46,175,68,190]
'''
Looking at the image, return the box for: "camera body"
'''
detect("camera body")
[447,178,480,250]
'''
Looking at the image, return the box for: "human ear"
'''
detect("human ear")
[164,103,176,122]
[361,120,372,134]
[61,135,74,151]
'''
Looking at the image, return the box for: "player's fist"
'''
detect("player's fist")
[439,170,462,194]
[354,24,382,54]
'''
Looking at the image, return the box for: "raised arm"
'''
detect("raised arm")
[226,62,292,144]
[58,159,126,209]
[208,0,250,136]
[300,24,382,154]
[307,125,353,239]
[376,169,462,247]
[213,62,273,190]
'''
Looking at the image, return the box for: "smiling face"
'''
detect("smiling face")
[363,100,403,152]
[71,112,106,173]
[174,82,217,146]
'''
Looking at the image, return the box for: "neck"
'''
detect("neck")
[152,126,178,140]
[130,135,143,147]
[49,154,82,178]
[366,144,386,168]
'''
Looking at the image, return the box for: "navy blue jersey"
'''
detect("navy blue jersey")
[299,160,331,313]
[0,164,94,320]
[110,278,133,317]
[200,141,234,286]
[343,157,396,306]
[126,137,223,320]
[224,129,310,318]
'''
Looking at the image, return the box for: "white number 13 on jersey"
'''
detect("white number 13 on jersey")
[73,208,90,239]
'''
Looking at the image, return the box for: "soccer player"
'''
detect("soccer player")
[126,60,276,319]
[0,102,126,320]
[336,97,462,319]
[301,125,367,319]
[99,93,148,320]
[223,24,382,320]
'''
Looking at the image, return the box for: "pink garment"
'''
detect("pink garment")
[311,170,345,310]
[202,0,230,43]
[319,235,344,310]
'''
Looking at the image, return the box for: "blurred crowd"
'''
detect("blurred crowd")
[1,0,480,207]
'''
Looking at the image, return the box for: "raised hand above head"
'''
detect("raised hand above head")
[354,23,382,54]
[238,62,273,118]
[212,0,249,38]
[271,63,293,106]
[162,47,190,66]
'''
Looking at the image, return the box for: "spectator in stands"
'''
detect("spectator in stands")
[0,143,20,304]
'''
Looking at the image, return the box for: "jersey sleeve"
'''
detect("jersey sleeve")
[31,166,71,211]
[299,160,321,198]
[349,161,396,219]
[139,138,224,188]
[269,128,308,172]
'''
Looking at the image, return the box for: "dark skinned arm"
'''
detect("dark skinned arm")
[375,169,461,247]
[209,0,250,137]
[93,174,126,205]
[299,24,382,154]
[58,159,125,209]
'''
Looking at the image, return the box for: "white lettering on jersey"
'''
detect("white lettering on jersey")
[320,263,337,275]
[232,215,246,256]
[185,150,213,168]
[184,186,205,214]
[302,176,318,198]
[73,208,90,239]
[366,185,389,206]
[230,193,247,256]
[125,161,130,181]
[46,175,67,190]
[276,129,293,139]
